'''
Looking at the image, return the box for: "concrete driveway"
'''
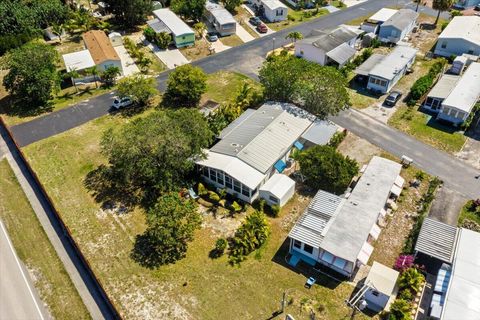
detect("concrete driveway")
[210,39,231,53]
[235,23,255,42]
[428,186,467,225]
[113,45,140,76]
[142,37,189,69]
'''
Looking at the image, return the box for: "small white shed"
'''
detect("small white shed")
[364,262,399,312]
[259,174,295,207]
[108,32,123,47]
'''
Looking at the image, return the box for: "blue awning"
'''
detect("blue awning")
[274,159,287,173]
[294,140,304,150]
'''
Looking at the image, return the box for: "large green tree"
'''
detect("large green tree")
[117,74,159,106]
[259,54,350,119]
[432,0,454,25]
[3,42,59,108]
[171,0,206,22]
[99,109,213,204]
[221,0,242,12]
[298,145,359,194]
[104,0,152,27]
[163,64,207,108]
[131,193,201,268]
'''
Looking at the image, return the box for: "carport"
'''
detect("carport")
[414,217,458,264]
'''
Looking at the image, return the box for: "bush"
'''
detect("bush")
[270,204,281,217]
[407,75,433,106]
[398,289,413,301]
[215,238,227,254]
[143,27,156,42]
[208,191,220,203]
[450,9,463,17]
[287,14,296,21]
[394,255,415,273]
[441,21,449,31]
[197,183,208,196]
[399,268,424,293]
[415,171,426,181]
[328,130,347,148]
[230,201,242,213]
[370,38,381,48]
[388,299,412,320]
[228,210,270,265]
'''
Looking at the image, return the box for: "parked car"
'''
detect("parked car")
[384,91,402,106]
[112,97,133,109]
[207,32,218,42]
[249,16,262,26]
[257,23,268,33]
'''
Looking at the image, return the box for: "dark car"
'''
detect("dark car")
[207,32,218,42]
[249,16,262,26]
[384,91,402,106]
[257,23,268,33]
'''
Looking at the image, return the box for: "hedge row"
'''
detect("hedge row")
[406,59,447,107]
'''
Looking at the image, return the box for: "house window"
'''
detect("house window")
[303,244,314,254]
[202,166,209,179]
[293,240,302,249]
[233,180,241,193]
[209,168,217,182]
[217,171,224,186]
[276,9,283,16]
[441,41,447,49]
[225,175,233,189]
[468,50,474,54]
[241,185,250,197]
[269,195,278,203]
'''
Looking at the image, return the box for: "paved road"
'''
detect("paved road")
[0,220,50,320]
[10,0,403,147]
[0,125,119,319]
[331,109,480,199]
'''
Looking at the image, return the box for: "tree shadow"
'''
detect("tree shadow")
[418,106,461,134]
[0,95,54,119]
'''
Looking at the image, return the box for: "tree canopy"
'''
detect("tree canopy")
[163,64,207,108]
[3,41,59,108]
[131,193,201,268]
[259,54,350,119]
[98,109,213,205]
[432,0,454,25]
[171,0,206,22]
[103,0,152,27]
[117,74,159,106]
[298,145,358,194]
[222,0,242,12]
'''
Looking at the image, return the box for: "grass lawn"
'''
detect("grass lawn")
[180,38,213,61]
[348,87,378,109]
[0,160,90,320]
[22,71,370,319]
[220,34,244,47]
[267,8,329,31]
[203,71,262,104]
[458,201,480,226]
[388,106,466,153]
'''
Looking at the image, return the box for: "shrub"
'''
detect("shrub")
[228,210,270,265]
[155,32,171,50]
[270,204,281,217]
[143,27,156,42]
[450,9,463,17]
[287,14,296,21]
[441,21,449,31]
[197,183,208,196]
[208,191,220,203]
[215,238,227,254]
[218,188,227,199]
[399,268,424,293]
[218,199,227,207]
[398,289,413,301]
[370,38,381,48]
[394,255,415,273]
[415,171,426,181]
[230,201,242,213]
[328,130,347,148]
[388,299,412,320]
[407,75,433,106]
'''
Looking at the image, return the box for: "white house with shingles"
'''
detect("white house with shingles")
[288,156,403,277]
[434,16,480,58]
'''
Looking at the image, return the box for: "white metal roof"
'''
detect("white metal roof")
[355,53,386,76]
[438,16,480,46]
[196,150,266,190]
[427,74,461,100]
[327,42,357,66]
[62,49,95,72]
[301,120,338,145]
[369,46,418,81]
[211,103,314,174]
[366,262,399,296]
[442,62,480,114]
[367,8,398,23]
[414,217,458,263]
[205,1,236,25]
[288,190,345,248]
[153,8,194,36]
[381,9,418,31]
[259,174,295,199]
[261,0,287,11]
[320,156,402,263]
[441,228,480,320]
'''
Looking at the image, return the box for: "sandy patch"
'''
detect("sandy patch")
[337,132,382,165]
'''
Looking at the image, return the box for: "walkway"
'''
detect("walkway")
[0,124,118,319]
[114,45,140,76]
[235,22,255,42]
[0,220,51,320]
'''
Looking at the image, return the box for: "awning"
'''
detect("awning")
[357,241,374,265]
[274,159,287,173]
[414,217,458,263]
[394,175,405,188]
[294,140,304,150]
[369,223,381,240]
[390,184,402,197]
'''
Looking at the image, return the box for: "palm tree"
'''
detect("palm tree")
[85,66,99,88]
[64,68,80,93]
[193,22,207,40]
[51,24,64,42]
[101,66,121,86]
[399,268,424,293]
[432,0,454,25]
[285,31,303,45]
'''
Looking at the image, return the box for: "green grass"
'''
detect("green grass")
[0,160,90,320]
[267,8,329,31]
[21,71,370,319]
[458,201,480,226]
[204,71,262,104]
[388,107,466,153]
[220,34,244,47]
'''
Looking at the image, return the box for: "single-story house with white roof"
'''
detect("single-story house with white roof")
[196,102,336,204]
[435,62,480,126]
[250,0,287,22]
[434,16,480,58]
[378,9,419,44]
[360,8,398,34]
[295,25,362,67]
[150,8,195,48]
[423,74,460,112]
[205,1,236,36]
[363,262,399,312]
[288,156,403,277]
[355,45,418,93]
[284,0,315,8]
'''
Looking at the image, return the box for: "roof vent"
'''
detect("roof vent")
[231,143,240,147]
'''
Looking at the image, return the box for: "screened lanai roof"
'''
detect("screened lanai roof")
[414,217,458,263]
